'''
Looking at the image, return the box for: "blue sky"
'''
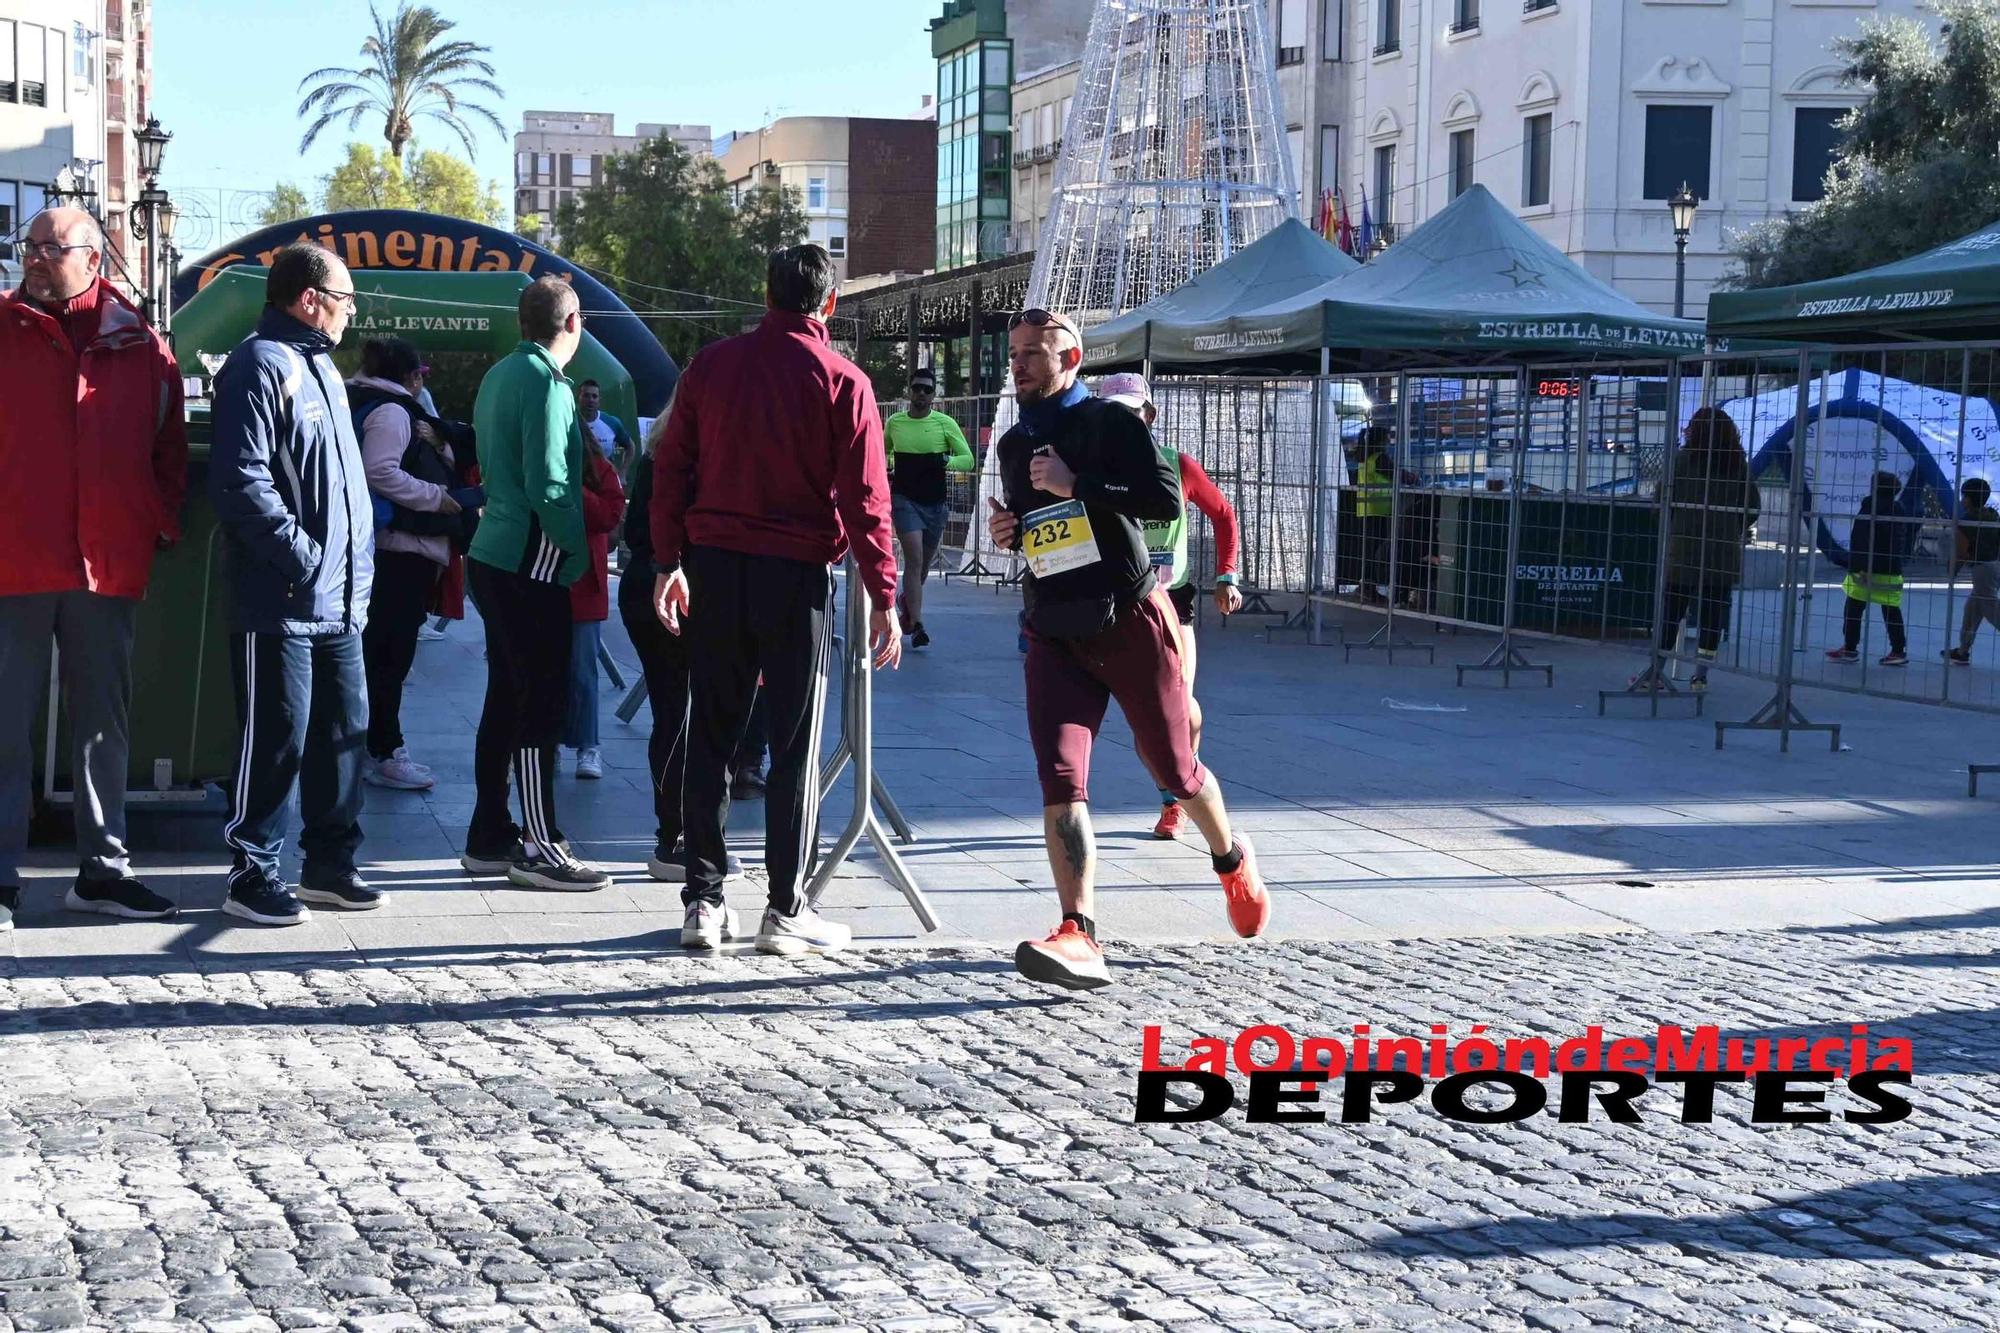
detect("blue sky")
[156,0,943,206]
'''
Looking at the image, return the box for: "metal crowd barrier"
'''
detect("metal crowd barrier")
[905,351,2000,778]
[806,559,938,931]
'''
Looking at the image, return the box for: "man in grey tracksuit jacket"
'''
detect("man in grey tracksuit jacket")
[208,244,381,925]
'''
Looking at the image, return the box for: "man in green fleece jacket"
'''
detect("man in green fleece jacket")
[460,276,612,893]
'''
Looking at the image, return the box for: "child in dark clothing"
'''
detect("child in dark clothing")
[1827,470,1911,666]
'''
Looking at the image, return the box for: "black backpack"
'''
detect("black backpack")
[349,387,467,543]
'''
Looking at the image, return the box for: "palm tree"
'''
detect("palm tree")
[296,2,505,163]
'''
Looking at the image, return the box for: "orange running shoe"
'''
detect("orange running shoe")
[1152,802,1186,840]
[1217,839,1271,939]
[1014,921,1111,990]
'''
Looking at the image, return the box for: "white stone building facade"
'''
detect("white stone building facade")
[1324,0,1932,317]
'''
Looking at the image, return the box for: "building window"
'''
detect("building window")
[537,152,553,185]
[1522,113,1552,207]
[808,176,828,210]
[1449,129,1474,197]
[1039,102,1056,149]
[1449,0,1478,33]
[20,22,46,106]
[72,23,89,82]
[1372,144,1396,211]
[1318,125,1340,204]
[1288,126,1305,210]
[1375,0,1400,55]
[1792,106,1848,203]
[1643,104,1712,200]
[1322,0,1343,61]
[1278,0,1307,65]
[0,21,15,102]
[828,235,846,258]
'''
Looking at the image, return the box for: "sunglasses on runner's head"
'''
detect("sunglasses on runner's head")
[1008,307,1081,343]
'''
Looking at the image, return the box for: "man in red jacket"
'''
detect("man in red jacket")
[652,243,901,956]
[0,207,187,932]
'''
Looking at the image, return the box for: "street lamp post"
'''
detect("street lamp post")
[1669,181,1699,320]
[127,116,174,327]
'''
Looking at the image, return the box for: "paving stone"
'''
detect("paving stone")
[1,915,1996,1328]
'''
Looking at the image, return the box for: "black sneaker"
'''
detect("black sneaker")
[223,879,310,927]
[731,767,767,801]
[297,867,387,912]
[0,884,18,933]
[911,624,931,650]
[646,840,746,883]
[65,874,178,920]
[461,839,527,876]
[506,854,612,892]
[1945,647,1973,666]
[1880,650,1909,667]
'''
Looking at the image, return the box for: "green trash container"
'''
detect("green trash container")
[33,407,241,809]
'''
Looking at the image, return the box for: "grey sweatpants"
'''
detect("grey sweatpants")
[0,590,138,885]
[1963,562,2000,649]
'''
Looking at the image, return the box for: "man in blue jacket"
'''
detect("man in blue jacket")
[209,243,382,925]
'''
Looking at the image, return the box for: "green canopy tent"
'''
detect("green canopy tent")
[174,266,639,430]
[1707,216,2000,342]
[1081,218,1360,372]
[1088,185,1706,373]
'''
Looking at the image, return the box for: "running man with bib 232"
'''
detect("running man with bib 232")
[988,308,1270,992]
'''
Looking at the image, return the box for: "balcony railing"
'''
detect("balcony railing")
[1277,45,1305,67]
[1373,37,1400,56]
[1524,0,1557,10]
[1447,16,1480,34]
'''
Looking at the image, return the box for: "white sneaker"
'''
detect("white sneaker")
[365,752,435,790]
[681,901,739,949]
[576,747,604,780]
[0,887,17,933]
[392,746,434,774]
[755,906,851,956]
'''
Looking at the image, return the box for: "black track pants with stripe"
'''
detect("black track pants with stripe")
[224,630,367,889]
[467,557,575,860]
[682,546,833,915]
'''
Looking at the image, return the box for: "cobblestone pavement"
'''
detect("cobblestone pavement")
[2,916,1996,1332]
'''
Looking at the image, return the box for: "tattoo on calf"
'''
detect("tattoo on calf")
[1055,809,1090,877]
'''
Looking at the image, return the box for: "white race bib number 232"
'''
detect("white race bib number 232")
[1021,499,1100,579]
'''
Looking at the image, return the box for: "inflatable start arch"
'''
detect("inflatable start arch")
[173,209,679,415]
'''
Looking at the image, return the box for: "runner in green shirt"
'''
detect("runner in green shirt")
[884,369,974,648]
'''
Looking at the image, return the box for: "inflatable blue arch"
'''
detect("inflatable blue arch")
[1686,368,2000,562]
[172,209,679,415]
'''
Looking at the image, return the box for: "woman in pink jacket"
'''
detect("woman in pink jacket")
[564,448,625,779]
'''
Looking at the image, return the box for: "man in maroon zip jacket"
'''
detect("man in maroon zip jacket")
[652,244,901,957]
